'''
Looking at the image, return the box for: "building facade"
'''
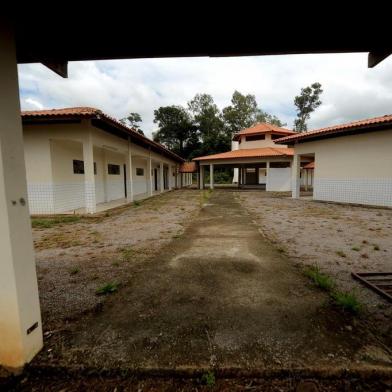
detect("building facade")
[277,114,392,207]
[22,108,190,214]
[193,123,313,191]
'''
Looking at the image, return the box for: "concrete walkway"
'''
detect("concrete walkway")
[40,190,387,370]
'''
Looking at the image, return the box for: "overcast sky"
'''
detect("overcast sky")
[18,53,392,138]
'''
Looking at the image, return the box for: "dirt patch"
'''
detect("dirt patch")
[31,190,391,372]
[33,189,202,331]
[239,192,392,348]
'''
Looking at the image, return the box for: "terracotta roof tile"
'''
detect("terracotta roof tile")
[303,161,314,169]
[276,114,392,144]
[21,107,184,163]
[233,123,295,141]
[193,147,294,161]
[179,162,198,173]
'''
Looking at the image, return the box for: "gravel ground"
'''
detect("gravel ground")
[32,189,203,331]
[238,192,392,346]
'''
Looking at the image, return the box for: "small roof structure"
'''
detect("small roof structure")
[276,114,392,145]
[179,162,198,173]
[22,107,184,163]
[193,147,294,161]
[232,123,295,141]
[303,161,314,169]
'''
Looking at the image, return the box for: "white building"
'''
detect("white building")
[22,107,191,214]
[277,114,392,207]
[193,123,313,191]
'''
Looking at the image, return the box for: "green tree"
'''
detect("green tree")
[120,112,144,135]
[293,83,323,132]
[188,93,228,157]
[152,106,196,157]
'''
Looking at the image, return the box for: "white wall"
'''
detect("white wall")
[267,168,291,191]
[294,129,392,206]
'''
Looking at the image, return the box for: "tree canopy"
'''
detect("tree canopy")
[120,112,144,135]
[293,83,323,132]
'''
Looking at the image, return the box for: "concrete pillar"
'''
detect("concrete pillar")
[210,164,214,189]
[292,154,301,198]
[266,161,270,191]
[126,138,134,202]
[199,165,204,189]
[0,25,43,370]
[168,165,172,191]
[83,127,96,214]
[304,169,308,191]
[102,149,109,202]
[159,162,164,193]
[147,155,152,197]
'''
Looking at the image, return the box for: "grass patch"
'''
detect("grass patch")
[69,267,80,275]
[304,266,335,291]
[96,282,118,295]
[120,246,135,262]
[331,291,362,314]
[351,246,360,251]
[336,250,347,258]
[200,189,213,206]
[133,200,141,207]
[201,370,215,388]
[32,216,81,228]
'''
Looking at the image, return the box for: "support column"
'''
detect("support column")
[147,154,152,197]
[292,154,301,198]
[210,164,214,189]
[199,165,204,189]
[83,127,96,214]
[168,165,172,191]
[0,26,43,370]
[159,162,164,193]
[304,169,308,192]
[126,138,134,202]
[102,149,109,202]
[266,161,270,191]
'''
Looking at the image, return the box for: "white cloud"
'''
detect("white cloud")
[24,97,44,110]
[18,53,392,137]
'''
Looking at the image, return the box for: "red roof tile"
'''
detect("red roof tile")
[276,114,392,144]
[303,161,314,169]
[179,162,198,173]
[21,107,184,163]
[233,123,295,141]
[193,147,294,161]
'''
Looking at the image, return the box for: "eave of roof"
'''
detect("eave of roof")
[193,147,294,161]
[232,123,295,141]
[276,114,392,145]
[21,107,185,163]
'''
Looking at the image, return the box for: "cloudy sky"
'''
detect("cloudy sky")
[18,53,392,138]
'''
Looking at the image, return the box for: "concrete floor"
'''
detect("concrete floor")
[38,190,385,370]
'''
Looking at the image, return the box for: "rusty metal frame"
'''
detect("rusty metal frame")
[352,272,392,303]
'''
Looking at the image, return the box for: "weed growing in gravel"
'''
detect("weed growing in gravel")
[351,246,360,251]
[133,200,141,207]
[373,244,380,251]
[201,370,215,388]
[336,250,347,258]
[331,291,362,314]
[121,247,134,262]
[32,216,81,228]
[96,282,118,295]
[304,266,334,291]
[69,267,80,275]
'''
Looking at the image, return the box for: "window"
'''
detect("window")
[108,164,120,175]
[73,160,84,174]
[271,134,283,140]
[73,160,97,174]
[136,168,144,176]
[245,134,265,142]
